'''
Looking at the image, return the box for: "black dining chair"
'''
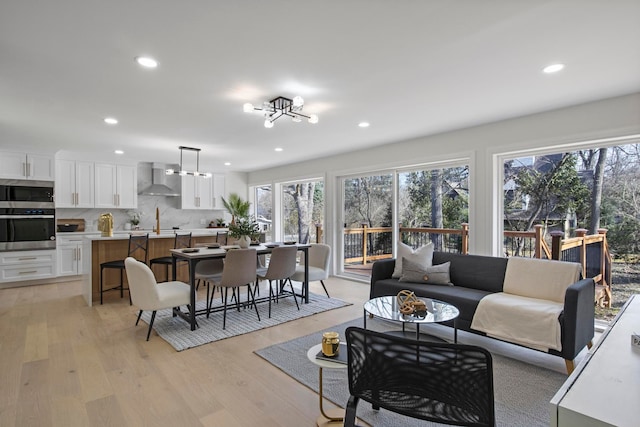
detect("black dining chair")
[149,232,192,282]
[344,326,495,427]
[100,233,149,305]
[216,231,228,245]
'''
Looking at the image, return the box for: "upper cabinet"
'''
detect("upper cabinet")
[181,173,225,210]
[55,160,94,208]
[212,173,226,209]
[94,163,137,209]
[181,175,212,209]
[0,151,54,180]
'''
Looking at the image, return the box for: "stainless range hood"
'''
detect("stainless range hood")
[139,163,180,196]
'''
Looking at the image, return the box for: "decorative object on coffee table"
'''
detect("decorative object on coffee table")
[396,289,428,316]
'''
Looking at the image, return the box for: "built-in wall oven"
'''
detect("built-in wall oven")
[0,180,56,251]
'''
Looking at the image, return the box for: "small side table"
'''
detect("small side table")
[306,343,347,426]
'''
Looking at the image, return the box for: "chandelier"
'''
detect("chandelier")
[243,96,319,128]
[165,146,212,178]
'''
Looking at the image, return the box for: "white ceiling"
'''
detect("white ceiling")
[1,1,639,172]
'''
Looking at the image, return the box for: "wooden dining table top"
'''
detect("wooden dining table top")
[169,243,311,259]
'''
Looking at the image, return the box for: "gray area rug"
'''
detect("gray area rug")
[140,292,351,351]
[255,318,566,426]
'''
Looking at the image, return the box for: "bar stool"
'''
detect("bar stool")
[216,231,228,245]
[100,234,149,304]
[149,232,192,282]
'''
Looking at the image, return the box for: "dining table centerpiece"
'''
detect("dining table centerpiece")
[228,216,260,248]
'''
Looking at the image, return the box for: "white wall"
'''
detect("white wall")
[248,93,640,256]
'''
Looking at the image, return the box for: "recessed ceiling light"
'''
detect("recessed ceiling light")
[275,147,283,152]
[114,150,124,155]
[104,117,118,125]
[358,122,370,128]
[543,63,564,74]
[135,56,158,69]
[224,162,231,166]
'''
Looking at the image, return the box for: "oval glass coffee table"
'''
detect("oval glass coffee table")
[364,295,460,342]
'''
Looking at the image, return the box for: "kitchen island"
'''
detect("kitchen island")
[81,229,227,306]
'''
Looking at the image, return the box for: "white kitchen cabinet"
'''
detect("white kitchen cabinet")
[94,163,137,209]
[57,236,84,276]
[0,151,54,180]
[55,159,95,208]
[0,250,57,283]
[181,175,214,209]
[212,173,225,208]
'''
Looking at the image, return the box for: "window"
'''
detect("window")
[281,180,324,244]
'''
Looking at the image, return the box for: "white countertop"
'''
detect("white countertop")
[58,228,228,240]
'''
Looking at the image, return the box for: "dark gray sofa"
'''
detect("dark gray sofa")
[370,251,595,371]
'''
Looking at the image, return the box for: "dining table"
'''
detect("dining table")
[170,243,311,331]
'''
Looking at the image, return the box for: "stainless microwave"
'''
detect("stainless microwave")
[0,179,54,204]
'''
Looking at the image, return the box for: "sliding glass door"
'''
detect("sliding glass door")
[341,173,394,279]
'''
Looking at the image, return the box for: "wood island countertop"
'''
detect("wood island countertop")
[82,229,228,306]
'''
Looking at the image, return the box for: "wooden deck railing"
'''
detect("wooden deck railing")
[328,223,612,307]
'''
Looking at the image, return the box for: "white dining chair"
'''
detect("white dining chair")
[291,243,331,298]
[124,257,191,341]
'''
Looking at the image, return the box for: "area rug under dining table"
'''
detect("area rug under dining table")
[255,317,567,427]
[139,291,351,351]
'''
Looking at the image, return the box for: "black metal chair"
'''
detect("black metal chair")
[344,326,495,427]
[100,234,149,305]
[216,231,228,245]
[149,232,192,282]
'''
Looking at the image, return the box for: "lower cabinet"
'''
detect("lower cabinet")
[57,240,83,276]
[0,250,57,283]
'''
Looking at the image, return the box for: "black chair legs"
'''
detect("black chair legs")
[320,280,330,298]
[344,396,360,427]
[146,311,156,341]
[134,309,155,340]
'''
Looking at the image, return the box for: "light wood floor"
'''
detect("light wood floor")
[0,276,372,427]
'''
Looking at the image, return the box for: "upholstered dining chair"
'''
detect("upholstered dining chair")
[149,232,192,282]
[100,233,149,305]
[124,257,191,341]
[206,248,259,329]
[290,243,331,298]
[196,258,225,309]
[256,245,299,318]
[344,326,496,427]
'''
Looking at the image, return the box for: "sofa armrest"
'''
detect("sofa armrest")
[561,278,595,359]
[370,259,396,298]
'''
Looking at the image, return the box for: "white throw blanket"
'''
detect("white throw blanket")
[471,293,564,351]
[471,257,581,352]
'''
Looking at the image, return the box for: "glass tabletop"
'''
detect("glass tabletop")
[364,295,459,324]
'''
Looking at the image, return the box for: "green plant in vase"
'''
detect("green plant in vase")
[228,216,260,248]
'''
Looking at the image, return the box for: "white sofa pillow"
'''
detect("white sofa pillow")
[503,257,581,303]
[392,241,434,278]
